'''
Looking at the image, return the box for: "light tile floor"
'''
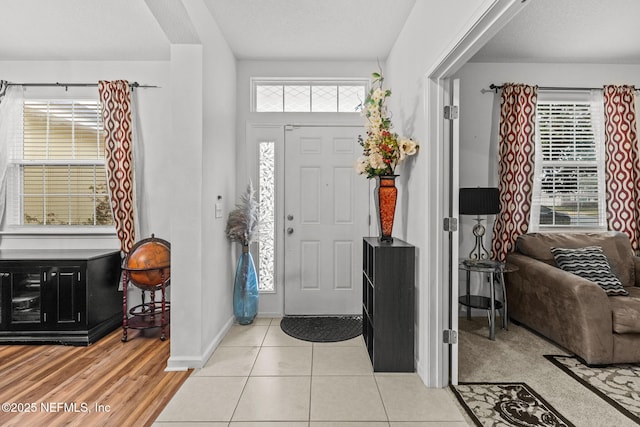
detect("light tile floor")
[154,318,469,427]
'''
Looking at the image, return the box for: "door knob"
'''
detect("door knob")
[287,214,294,221]
[287,227,294,234]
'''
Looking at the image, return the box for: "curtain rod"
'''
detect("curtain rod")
[484,83,639,94]
[6,81,158,90]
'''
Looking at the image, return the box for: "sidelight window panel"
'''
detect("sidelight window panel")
[258,141,276,292]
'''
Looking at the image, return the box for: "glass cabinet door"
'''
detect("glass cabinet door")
[11,271,41,323]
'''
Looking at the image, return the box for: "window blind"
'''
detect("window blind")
[531,95,606,230]
[7,100,113,226]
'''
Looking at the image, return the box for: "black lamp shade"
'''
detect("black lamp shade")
[459,187,499,215]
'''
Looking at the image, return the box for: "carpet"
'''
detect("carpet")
[545,355,640,424]
[458,318,637,426]
[280,315,362,342]
[451,382,575,427]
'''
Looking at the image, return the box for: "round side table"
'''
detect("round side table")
[459,259,518,340]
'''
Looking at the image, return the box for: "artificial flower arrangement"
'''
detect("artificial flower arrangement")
[355,72,419,178]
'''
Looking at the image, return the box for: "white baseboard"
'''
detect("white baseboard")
[165,357,199,371]
[164,315,235,371]
[416,358,428,387]
[200,315,235,367]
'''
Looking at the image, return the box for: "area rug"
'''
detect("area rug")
[280,315,362,342]
[545,355,640,424]
[451,382,575,427]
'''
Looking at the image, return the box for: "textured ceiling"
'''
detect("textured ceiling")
[203,0,417,60]
[0,0,416,62]
[4,0,636,64]
[0,0,170,61]
[471,0,640,64]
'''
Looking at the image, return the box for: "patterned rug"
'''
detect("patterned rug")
[280,315,362,342]
[451,382,575,427]
[545,355,640,424]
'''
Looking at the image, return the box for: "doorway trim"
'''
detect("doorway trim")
[423,0,531,387]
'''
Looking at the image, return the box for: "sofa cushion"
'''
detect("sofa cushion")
[611,287,640,333]
[516,232,635,288]
[551,246,629,296]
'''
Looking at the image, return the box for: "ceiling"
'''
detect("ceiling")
[0,0,416,62]
[471,0,640,64]
[2,0,639,64]
[0,0,170,61]
[202,0,417,60]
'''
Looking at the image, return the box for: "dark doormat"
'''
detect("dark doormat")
[451,382,575,427]
[280,315,362,343]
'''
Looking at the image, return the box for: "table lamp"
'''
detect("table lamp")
[459,187,500,261]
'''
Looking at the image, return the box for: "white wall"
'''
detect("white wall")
[236,60,379,316]
[167,44,206,368]
[454,61,640,309]
[166,0,238,370]
[383,0,504,387]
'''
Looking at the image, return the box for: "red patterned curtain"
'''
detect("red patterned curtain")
[99,80,135,253]
[491,84,538,262]
[603,85,640,251]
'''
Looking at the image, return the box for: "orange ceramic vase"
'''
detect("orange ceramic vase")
[376,175,397,242]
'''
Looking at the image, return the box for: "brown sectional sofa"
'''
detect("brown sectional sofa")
[506,231,640,365]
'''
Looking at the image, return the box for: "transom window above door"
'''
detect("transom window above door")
[251,78,368,113]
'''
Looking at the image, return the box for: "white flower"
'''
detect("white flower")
[367,104,381,119]
[369,152,385,169]
[400,138,418,156]
[370,117,383,130]
[354,157,369,175]
[371,88,385,102]
[367,138,380,153]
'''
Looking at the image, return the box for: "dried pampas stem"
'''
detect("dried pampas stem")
[226,182,259,246]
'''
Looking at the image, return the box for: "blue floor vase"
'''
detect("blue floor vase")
[233,248,259,325]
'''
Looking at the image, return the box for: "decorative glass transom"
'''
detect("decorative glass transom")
[253,79,367,113]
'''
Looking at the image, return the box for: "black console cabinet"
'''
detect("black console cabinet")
[0,249,122,345]
[362,237,415,372]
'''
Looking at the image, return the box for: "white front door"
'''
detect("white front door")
[283,125,369,315]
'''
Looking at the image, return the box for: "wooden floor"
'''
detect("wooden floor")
[0,328,191,427]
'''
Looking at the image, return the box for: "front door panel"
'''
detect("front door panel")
[284,125,369,315]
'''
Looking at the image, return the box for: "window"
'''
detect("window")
[258,141,275,292]
[253,79,367,113]
[530,91,606,231]
[7,100,113,227]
